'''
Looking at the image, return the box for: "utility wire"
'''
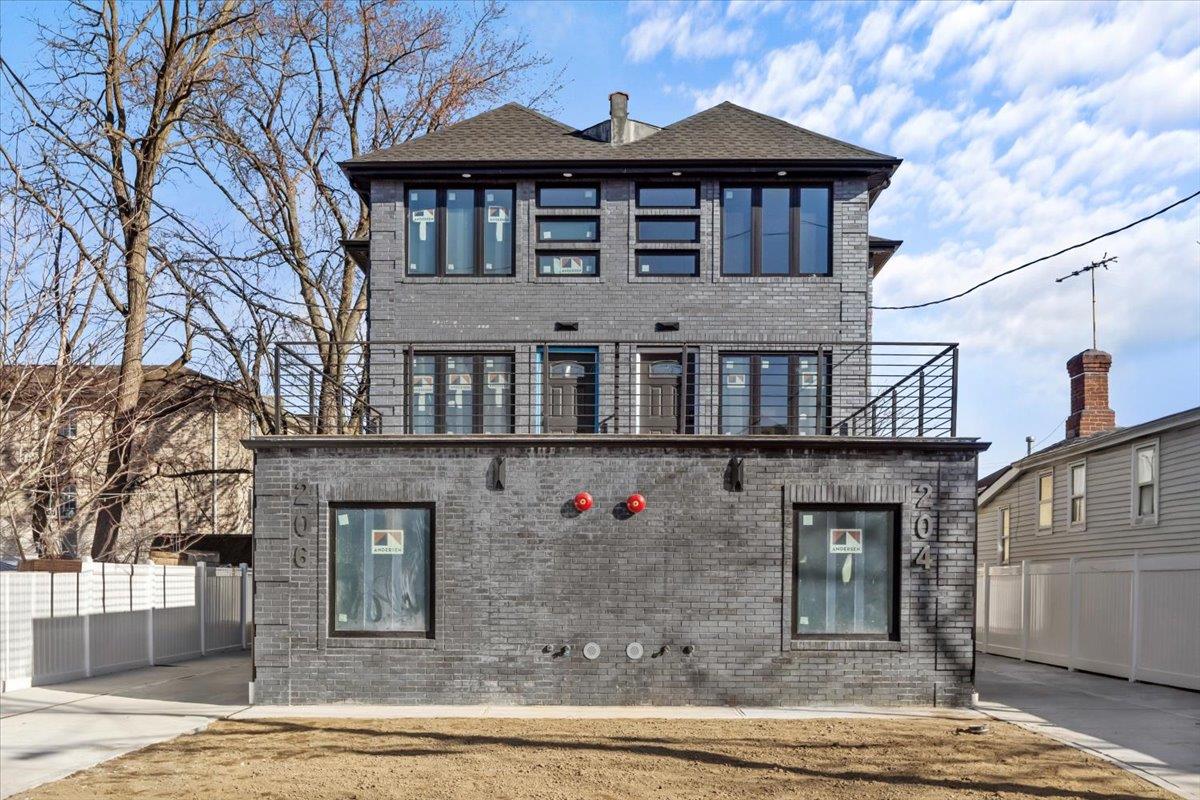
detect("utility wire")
[872,190,1200,310]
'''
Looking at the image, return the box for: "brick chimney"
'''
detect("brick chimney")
[609,91,630,144]
[1066,349,1116,439]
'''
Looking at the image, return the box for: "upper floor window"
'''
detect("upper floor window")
[58,485,77,521]
[411,353,513,433]
[538,252,598,277]
[1038,471,1053,529]
[636,185,699,208]
[537,185,599,208]
[406,187,514,276]
[719,352,829,435]
[1132,443,1158,523]
[1069,462,1086,526]
[537,218,598,242]
[998,507,1011,565]
[721,185,831,276]
[57,412,76,439]
[636,251,698,277]
[636,217,699,243]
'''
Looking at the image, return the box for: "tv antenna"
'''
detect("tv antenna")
[1055,253,1117,349]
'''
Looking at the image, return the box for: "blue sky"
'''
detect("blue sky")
[3,0,1199,473]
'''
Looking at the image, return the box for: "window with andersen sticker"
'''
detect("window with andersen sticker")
[406,187,514,276]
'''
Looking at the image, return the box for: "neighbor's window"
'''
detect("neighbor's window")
[58,485,77,521]
[537,185,599,208]
[636,217,699,242]
[636,185,699,208]
[57,412,76,439]
[537,218,598,242]
[721,185,831,275]
[405,187,514,276]
[538,252,598,276]
[332,505,433,637]
[1038,471,1054,529]
[719,353,829,435]
[1133,443,1158,521]
[793,506,896,638]
[411,354,513,434]
[636,251,698,276]
[998,507,1011,565]
[1069,462,1086,526]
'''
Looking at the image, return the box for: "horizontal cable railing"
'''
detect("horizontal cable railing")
[269,340,959,438]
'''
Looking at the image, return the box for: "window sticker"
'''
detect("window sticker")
[801,371,818,388]
[584,189,595,199]
[371,528,405,555]
[828,528,863,554]
[725,372,747,388]
[412,375,433,394]
[487,205,508,241]
[558,256,584,274]
[337,513,350,527]
[410,208,434,242]
[802,514,814,526]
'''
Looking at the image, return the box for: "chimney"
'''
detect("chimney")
[1065,349,1116,439]
[609,91,630,144]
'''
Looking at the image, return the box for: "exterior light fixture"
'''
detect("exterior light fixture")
[462,172,472,178]
[626,493,646,514]
[777,170,787,176]
[562,172,573,178]
[671,171,682,176]
[573,491,593,512]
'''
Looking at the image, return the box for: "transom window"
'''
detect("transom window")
[538,252,598,276]
[411,354,513,433]
[794,506,897,639]
[636,251,698,276]
[537,218,598,242]
[720,353,829,435]
[636,185,699,208]
[721,185,831,276]
[537,185,599,208]
[637,217,699,242]
[331,504,433,637]
[406,187,514,276]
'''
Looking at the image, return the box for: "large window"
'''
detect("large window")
[406,187,514,276]
[1038,471,1054,529]
[1133,443,1158,522]
[719,353,829,435]
[721,185,831,275]
[411,354,513,433]
[1069,462,1086,526]
[793,506,897,638]
[331,505,433,637]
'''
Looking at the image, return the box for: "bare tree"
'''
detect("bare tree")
[1,0,250,559]
[172,0,556,432]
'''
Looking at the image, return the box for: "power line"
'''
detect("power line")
[872,190,1200,310]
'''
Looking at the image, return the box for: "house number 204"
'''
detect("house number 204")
[912,483,934,570]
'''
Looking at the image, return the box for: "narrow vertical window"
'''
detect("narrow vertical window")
[407,189,437,275]
[799,186,831,275]
[721,188,752,275]
[760,187,791,274]
[1069,462,1086,525]
[58,485,77,521]
[998,507,1011,565]
[444,189,476,275]
[482,188,513,275]
[1133,444,1157,520]
[1038,471,1054,529]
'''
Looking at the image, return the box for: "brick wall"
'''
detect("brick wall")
[250,440,980,707]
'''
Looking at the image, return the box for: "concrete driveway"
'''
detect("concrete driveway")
[0,652,250,798]
[976,653,1200,799]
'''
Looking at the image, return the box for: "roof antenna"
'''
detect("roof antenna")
[1055,253,1117,350]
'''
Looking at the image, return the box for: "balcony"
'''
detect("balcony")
[268,340,960,440]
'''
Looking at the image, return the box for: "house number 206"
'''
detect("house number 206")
[292,481,312,568]
[912,483,934,570]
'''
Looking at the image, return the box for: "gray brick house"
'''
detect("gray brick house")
[246,93,988,706]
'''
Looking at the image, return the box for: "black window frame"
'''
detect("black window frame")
[720,183,832,276]
[327,501,436,640]
[405,185,516,277]
[791,503,901,641]
[717,351,832,435]
[636,216,700,243]
[410,352,515,434]
[536,250,600,277]
[634,250,700,277]
[536,216,600,244]
[536,183,601,209]
[635,183,701,209]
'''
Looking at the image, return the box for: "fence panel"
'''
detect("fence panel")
[0,561,252,692]
[977,554,1199,691]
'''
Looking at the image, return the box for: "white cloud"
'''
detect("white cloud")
[624,0,783,62]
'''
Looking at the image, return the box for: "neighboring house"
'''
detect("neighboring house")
[246,93,987,707]
[0,366,254,561]
[976,349,1199,691]
[979,350,1200,565]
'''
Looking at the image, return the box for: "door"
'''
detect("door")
[547,353,597,432]
[640,356,682,433]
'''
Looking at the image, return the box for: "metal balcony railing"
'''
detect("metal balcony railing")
[269,340,959,439]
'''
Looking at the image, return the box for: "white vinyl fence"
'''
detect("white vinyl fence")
[0,562,251,692]
[976,553,1200,690]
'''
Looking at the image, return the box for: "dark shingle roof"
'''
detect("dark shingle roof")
[344,102,897,167]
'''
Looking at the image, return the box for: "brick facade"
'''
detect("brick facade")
[249,439,981,706]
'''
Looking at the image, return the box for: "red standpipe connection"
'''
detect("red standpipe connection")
[573,491,594,512]
[626,493,646,514]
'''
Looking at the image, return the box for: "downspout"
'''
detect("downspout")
[211,389,218,537]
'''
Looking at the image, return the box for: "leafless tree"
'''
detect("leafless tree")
[0,0,251,559]
[171,0,557,432]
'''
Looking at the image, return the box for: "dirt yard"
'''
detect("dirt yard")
[17,716,1169,800]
